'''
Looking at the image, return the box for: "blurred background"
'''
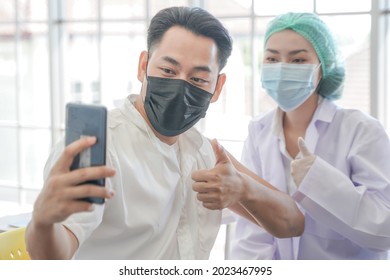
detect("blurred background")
[0,0,389,259]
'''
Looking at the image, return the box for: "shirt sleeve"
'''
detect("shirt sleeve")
[293,120,390,251]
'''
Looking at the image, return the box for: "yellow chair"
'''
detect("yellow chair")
[0,227,30,260]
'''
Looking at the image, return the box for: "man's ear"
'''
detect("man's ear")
[210,73,226,103]
[137,50,149,82]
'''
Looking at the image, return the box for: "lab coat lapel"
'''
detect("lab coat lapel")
[304,99,338,156]
[304,121,319,153]
[259,127,288,193]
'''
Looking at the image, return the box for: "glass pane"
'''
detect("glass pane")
[218,18,251,116]
[254,0,313,16]
[150,0,190,17]
[219,140,246,162]
[18,0,48,21]
[203,0,252,16]
[63,0,98,20]
[316,0,371,13]
[199,18,252,143]
[0,200,33,217]
[19,24,50,126]
[0,24,17,121]
[0,0,15,22]
[321,15,371,113]
[101,22,146,109]
[63,23,99,104]
[0,127,18,184]
[20,128,50,189]
[102,0,146,19]
[0,188,19,204]
[23,189,40,205]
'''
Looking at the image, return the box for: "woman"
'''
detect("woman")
[230,12,390,259]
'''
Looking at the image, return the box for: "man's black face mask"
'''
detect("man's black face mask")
[144,76,213,137]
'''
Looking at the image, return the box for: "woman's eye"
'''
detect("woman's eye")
[265,57,278,63]
[292,58,306,63]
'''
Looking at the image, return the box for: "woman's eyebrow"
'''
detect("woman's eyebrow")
[288,49,308,55]
[264,48,309,55]
[265,48,279,54]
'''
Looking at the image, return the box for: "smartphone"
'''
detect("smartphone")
[65,103,107,204]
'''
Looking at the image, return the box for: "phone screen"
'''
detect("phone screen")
[65,103,107,204]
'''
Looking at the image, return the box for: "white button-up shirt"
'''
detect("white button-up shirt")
[44,95,221,259]
[230,98,390,259]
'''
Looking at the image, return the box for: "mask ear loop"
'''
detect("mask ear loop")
[141,50,151,104]
[313,63,322,94]
[139,50,155,142]
[145,50,151,80]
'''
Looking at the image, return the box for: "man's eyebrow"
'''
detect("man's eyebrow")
[193,65,212,73]
[162,56,181,68]
[162,56,212,73]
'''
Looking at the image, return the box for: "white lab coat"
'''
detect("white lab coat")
[230,98,390,259]
[44,95,221,259]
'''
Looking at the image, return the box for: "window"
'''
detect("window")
[0,0,388,259]
[0,0,50,213]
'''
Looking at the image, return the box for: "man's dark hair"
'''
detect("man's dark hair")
[147,6,233,70]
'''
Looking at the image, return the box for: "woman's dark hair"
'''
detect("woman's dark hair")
[147,6,233,70]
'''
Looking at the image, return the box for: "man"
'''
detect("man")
[26,6,303,260]
[26,6,231,260]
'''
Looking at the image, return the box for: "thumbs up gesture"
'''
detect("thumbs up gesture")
[291,137,316,187]
[192,139,244,210]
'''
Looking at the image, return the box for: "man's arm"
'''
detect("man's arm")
[192,139,304,238]
[228,155,304,238]
[26,223,78,260]
[26,137,115,259]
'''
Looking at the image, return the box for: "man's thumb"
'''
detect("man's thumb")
[297,137,312,157]
[211,138,229,165]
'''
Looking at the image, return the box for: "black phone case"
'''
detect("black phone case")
[65,103,107,204]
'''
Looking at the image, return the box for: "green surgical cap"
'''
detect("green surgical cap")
[264,12,345,100]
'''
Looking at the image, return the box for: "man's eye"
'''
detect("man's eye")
[191,77,207,84]
[161,68,175,75]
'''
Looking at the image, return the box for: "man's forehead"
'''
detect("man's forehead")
[150,27,219,70]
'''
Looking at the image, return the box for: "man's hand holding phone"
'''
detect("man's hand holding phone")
[32,102,115,228]
[32,137,115,227]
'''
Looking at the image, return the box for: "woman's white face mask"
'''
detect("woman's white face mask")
[261,63,321,112]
